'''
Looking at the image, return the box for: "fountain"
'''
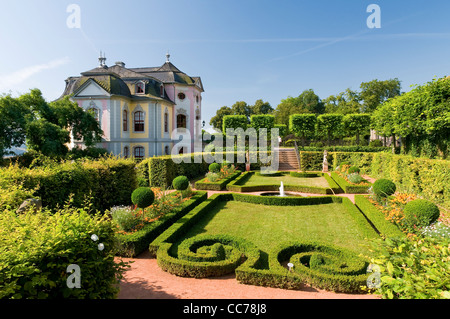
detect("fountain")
[279,182,286,197]
[260,181,303,197]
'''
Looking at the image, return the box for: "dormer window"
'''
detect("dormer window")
[160,85,164,97]
[136,82,145,94]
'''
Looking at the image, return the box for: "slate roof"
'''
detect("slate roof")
[59,59,203,102]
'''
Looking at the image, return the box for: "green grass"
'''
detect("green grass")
[179,200,374,268]
[239,173,330,188]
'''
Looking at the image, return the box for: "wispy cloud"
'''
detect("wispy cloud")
[0,57,70,91]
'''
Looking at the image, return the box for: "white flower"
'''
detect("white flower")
[91,234,99,242]
[98,243,105,251]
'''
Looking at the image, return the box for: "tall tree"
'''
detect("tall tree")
[323,89,362,114]
[13,89,103,157]
[0,94,30,158]
[274,89,323,127]
[209,106,233,132]
[251,99,273,115]
[359,78,401,113]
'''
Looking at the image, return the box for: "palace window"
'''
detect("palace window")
[134,146,145,159]
[123,110,128,132]
[134,111,145,132]
[160,85,164,97]
[178,92,186,100]
[136,82,145,94]
[123,146,129,159]
[164,145,170,155]
[164,112,169,133]
[177,114,187,129]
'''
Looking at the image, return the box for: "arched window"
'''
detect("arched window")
[123,146,129,159]
[164,145,170,155]
[123,110,128,132]
[136,82,145,94]
[177,114,187,129]
[134,146,145,159]
[134,111,145,132]
[164,112,169,133]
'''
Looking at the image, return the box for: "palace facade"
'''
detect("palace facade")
[59,53,204,158]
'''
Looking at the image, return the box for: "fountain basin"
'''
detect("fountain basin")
[260,192,304,197]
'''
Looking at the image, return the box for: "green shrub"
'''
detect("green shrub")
[403,199,440,230]
[0,205,129,299]
[347,173,364,184]
[172,176,189,191]
[369,236,450,299]
[373,179,396,199]
[209,163,221,173]
[347,166,360,174]
[131,187,155,209]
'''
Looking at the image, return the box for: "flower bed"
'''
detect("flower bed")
[115,191,207,257]
[330,171,371,194]
[194,171,242,191]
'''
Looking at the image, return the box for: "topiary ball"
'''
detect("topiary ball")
[347,166,360,174]
[373,179,396,198]
[131,187,155,209]
[403,199,440,229]
[209,163,221,173]
[172,176,189,191]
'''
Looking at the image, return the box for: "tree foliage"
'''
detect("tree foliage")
[0,89,103,158]
[372,77,450,158]
[274,89,324,127]
[0,95,30,157]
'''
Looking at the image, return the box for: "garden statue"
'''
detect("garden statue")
[323,150,329,172]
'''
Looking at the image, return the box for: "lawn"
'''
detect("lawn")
[176,200,375,268]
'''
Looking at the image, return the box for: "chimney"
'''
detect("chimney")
[115,61,126,67]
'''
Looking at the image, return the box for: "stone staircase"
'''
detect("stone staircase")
[276,148,299,171]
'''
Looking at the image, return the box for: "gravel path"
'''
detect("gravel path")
[117,251,379,300]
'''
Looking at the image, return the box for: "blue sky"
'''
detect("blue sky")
[1,0,450,132]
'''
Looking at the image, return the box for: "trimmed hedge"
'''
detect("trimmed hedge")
[330,172,371,194]
[0,158,137,212]
[354,195,405,238]
[116,191,207,257]
[150,193,373,293]
[194,171,242,191]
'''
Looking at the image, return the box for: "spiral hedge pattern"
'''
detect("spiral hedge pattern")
[156,234,261,278]
[268,241,370,293]
[156,234,369,293]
